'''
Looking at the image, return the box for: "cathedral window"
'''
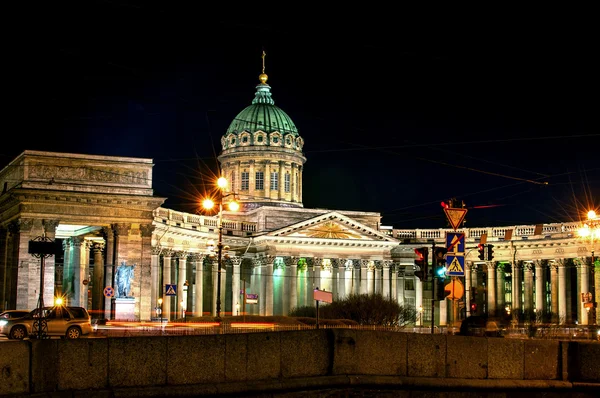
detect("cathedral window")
[241,172,249,190]
[272,137,279,143]
[255,171,264,190]
[257,135,263,143]
[270,172,278,190]
[242,136,248,143]
[230,137,235,145]
[405,279,415,291]
[284,173,290,193]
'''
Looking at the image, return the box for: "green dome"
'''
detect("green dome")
[226,80,299,136]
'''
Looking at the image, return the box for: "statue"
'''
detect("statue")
[115,262,135,298]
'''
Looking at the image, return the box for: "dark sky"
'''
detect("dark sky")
[5,3,599,229]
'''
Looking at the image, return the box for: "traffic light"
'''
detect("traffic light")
[487,244,494,261]
[414,247,429,280]
[434,247,448,279]
[436,279,450,300]
[470,300,477,313]
[477,243,486,260]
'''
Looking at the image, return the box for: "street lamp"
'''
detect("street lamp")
[202,176,239,320]
[157,298,163,325]
[578,209,599,325]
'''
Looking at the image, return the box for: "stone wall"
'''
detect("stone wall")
[0,330,598,396]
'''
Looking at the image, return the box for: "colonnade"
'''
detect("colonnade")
[465,259,593,325]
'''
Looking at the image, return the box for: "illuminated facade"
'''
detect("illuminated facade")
[0,67,597,327]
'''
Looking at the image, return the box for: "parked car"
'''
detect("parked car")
[459,315,504,337]
[0,306,92,340]
[0,310,31,321]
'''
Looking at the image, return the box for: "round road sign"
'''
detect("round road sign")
[103,286,114,298]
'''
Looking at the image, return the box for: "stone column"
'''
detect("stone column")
[138,224,154,321]
[151,247,161,317]
[15,219,34,310]
[373,262,380,295]
[70,237,84,307]
[496,263,505,315]
[91,242,105,318]
[534,260,544,316]
[415,269,423,326]
[212,257,219,316]
[549,261,559,323]
[175,251,187,319]
[557,259,567,324]
[42,219,59,308]
[337,259,346,299]
[595,257,600,326]
[231,256,241,316]
[360,260,369,294]
[113,223,131,269]
[352,260,360,295]
[162,250,173,321]
[331,259,339,300]
[291,163,298,202]
[578,259,589,325]
[249,160,255,199]
[391,262,399,301]
[313,257,322,291]
[306,258,314,307]
[264,161,271,199]
[102,226,115,319]
[396,265,405,306]
[486,262,496,317]
[298,165,303,203]
[382,260,392,298]
[264,255,275,316]
[512,262,522,313]
[192,254,204,317]
[286,256,298,311]
[465,262,473,317]
[278,161,285,200]
[523,262,534,315]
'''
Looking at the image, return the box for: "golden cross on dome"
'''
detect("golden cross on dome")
[261,50,266,74]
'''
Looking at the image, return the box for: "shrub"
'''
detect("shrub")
[289,305,316,318]
[319,293,416,327]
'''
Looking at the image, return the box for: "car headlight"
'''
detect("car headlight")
[0,320,8,327]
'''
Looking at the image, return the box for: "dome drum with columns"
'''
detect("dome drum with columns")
[218,60,306,211]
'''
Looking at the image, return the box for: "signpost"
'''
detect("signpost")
[443,200,468,328]
[313,288,332,329]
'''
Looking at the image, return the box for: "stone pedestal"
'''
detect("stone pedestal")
[112,297,135,321]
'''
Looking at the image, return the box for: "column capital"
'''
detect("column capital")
[360,259,370,268]
[151,246,162,256]
[162,248,174,258]
[188,253,205,262]
[175,251,188,260]
[229,256,242,266]
[112,223,131,236]
[43,219,60,234]
[486,262,496,271]
[382,260,393,268]
[284,256,298,267]
[92,241,106,252]
[524,262,534,272]
[140,223,155,238]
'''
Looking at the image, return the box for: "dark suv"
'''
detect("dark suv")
[0,306,93,339]
[459,315,503,337]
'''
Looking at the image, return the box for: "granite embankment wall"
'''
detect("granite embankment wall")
[1,330,599,397]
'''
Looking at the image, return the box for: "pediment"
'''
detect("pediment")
[268,212,397,242]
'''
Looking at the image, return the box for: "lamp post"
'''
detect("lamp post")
[203,176,239,321]
[157,298,163,325]
[578,210,599,325]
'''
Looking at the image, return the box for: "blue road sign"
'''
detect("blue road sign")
[446,232,465,254]
[446,255,465,276]
[165,284,177,296]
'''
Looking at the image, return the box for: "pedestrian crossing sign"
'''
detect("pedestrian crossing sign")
[165,284,177,296]
[446,255,465,276]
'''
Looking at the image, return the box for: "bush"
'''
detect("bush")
[289,305,316,318]
[319,293,416,327]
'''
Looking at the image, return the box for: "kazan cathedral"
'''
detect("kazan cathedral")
[0,63,597,328]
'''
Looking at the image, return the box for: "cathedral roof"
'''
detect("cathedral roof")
[225,73,299,137]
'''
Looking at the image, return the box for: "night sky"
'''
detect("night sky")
[4,3,598,229]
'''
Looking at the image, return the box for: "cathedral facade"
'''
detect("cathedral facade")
[0,68,597,327]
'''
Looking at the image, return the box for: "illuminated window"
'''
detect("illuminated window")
[284,173,290,192]
[270,172,278,190]
[255,172,264,190]
[241,172,249,190]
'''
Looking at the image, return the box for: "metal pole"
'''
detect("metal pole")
[242,278,246,323]
[431,241,435,334]
[216,198,223,320]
